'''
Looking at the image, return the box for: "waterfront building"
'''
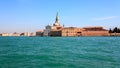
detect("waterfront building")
[36,30,43,36]
[43,25,51,36]
[50,30,61,36]
[50,26,109,36]
[20,32,30,36]
[61,27,84,36]
[30,32,36,36]
[44,13,110,37]
[82,27,109,36]
[43,13,63,36]
[12,32,20,36]
[50,27,82,36]
[0,33,9,36]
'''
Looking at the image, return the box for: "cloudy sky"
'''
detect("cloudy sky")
[0,0,120,33]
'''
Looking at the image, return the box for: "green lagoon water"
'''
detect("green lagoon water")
[0,37,120,68]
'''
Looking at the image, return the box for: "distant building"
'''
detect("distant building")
[50,30,61,36]
[20,32,30,36]
[36,30,43,36]
[61,27,83,36]
[43,13,63,36]
[50,27,82,36]
[43,25,51,36]
[43,13,110,37]
[0,33,9,36]
[12,32,20,36]
[82,27,109,36]
[30,32,36,36]
[50,26,109,36]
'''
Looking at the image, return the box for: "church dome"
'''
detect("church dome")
[45,25,51,29]
[53,22,60,26]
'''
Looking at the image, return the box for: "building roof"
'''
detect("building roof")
[83,26,108,31]
[83,26,103,29]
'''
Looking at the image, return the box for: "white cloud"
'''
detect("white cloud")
[92,16,117,20]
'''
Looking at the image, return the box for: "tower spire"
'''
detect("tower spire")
[55,12,59,23]
[53,12,60,26]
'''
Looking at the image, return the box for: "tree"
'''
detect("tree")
[109,28,112,33]
[118,28,120,33]
[113,27,118,33]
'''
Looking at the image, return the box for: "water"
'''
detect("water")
[0,37,120,68]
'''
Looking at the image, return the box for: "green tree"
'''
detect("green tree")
[109,28,112,33]
[113,27,117,33]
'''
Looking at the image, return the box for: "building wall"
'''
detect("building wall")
[43,29,51,36]
[36,31,43,36]
[20,32,30,36]
[12,34,20,36]
[61,27,83,36]
[30,33,36,36]
[50,31,61,36]
[43,25,52,36]
[1,33,9,36]
[82,31,109,36]
[49,27,110,37]
[61,28,76,36]
[82,27,109,36]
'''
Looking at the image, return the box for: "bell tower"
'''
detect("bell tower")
[53,12,60,26]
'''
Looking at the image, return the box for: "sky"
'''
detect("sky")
[0,0,120,33]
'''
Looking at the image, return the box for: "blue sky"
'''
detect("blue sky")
[0,0,120,33]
